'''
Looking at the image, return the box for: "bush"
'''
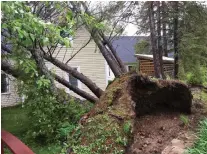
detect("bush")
[21,80,93,144]
[186,66,207,85]
[26,93,92,144]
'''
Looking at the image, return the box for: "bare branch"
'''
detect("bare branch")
[65,37,92,64]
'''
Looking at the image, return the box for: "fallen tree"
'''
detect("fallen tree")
[1,60,98,103]
[67,72,192,154]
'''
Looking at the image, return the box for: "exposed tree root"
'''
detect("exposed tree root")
[68,72,192,154]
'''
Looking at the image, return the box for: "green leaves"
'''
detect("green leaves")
[2,1,75,50]
[36,76,51,89]
[43,37,49,46]
[63,38,70,48]
[83,13,106,30]
[134,40,150,54]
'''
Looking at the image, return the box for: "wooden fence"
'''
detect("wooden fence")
[1,130,34,154]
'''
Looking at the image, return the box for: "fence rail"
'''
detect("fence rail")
[1,130,34,154]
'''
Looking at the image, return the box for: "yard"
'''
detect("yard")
[1,105,62,154]
[1,1,207,154]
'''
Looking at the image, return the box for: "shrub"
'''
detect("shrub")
[26,93,92,144]
[186,66,207,85]
[19,76,93,144]
[188,119,207,154]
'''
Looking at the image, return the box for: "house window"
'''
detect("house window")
[1,73,9,93]
[128,65,134,71]
[69,67,78,87]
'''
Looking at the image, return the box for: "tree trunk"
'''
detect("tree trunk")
[43,54,104,98]
[1,43,101,102]
[53,74,98,103]
[73,1,125,77]
[162,1,168,57]
[91,32,123,77]
[157,1,165,78]
[148,2,162,78]
[173,1,179,79]
[1,60,98,103]
[30,48,58,94]
[101,33,128,73]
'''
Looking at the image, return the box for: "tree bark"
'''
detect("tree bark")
[30,48,58,94]
[157,1,165,78]
[43,54,104,98]
[162,1,168,57]
[100,33,127,73]
[148,2,162,78]
[173,1,179,79]
[91,32,123,77]
[1,43,102,101]
[72,1,125,77]
[53,74,98,103]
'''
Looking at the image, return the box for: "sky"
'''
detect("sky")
[124,24,138,36]
[90,1,139,36]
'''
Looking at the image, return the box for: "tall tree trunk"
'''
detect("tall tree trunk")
[91,32,123,77]
[72,1,125,77]
[43,54,104,98]
[149,2,162,78]
[162,1,168,57]
[100,33,128,73]
[173,1,179,79]
[157,1,165,78]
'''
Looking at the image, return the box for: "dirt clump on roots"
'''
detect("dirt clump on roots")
[68,72,196,154]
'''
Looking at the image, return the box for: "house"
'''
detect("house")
[1,28,147,106]
[1,73,22,107]
[135,54,174,77]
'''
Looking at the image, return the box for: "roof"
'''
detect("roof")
[111,36,148,64]
[135,54,174,63]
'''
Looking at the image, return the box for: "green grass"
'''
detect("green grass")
[193,90,207,110]
[188,119,207,154]
[1,105,61,154]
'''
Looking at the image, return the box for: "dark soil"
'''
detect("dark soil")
[73,73,206,154]
[127,87,207,154]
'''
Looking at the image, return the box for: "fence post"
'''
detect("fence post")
[1,141,4,154]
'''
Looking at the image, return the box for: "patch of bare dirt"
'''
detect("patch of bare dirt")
[127,89,206,154]
[76,73,206,154]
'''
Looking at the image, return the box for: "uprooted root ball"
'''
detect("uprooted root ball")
[67,72,192,154]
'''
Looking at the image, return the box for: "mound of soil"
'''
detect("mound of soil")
[127,86,206,154]
[69,72,205,154]
[127,112,203,154]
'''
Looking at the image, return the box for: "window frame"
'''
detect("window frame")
[126,65,135,72]
[1,73,10,94]
[68,66,81,91]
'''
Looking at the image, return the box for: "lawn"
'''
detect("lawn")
[1,105,62,154]
[189,89,207,153]
[188,119,207,154]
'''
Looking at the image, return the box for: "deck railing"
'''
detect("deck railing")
[1,130,34,154]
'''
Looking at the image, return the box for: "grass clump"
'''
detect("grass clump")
[67,114,129,154]
[1,105,61,154]
[188,119,207,154]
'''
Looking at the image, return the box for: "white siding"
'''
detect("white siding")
[1,74,21,107]
[45,27,107,99]
[1,27,107,106]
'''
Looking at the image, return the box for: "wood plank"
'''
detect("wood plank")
[1,130,34,154]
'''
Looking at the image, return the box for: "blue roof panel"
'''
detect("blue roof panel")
[111,36,148,64]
